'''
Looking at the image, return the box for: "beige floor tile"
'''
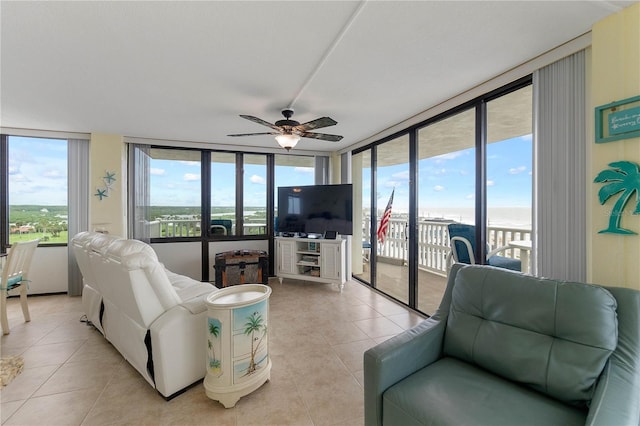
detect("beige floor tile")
[81,373,167,426]
[67,335,122,364]
[386,311,426,330]
[320,321,371,345]
[33,357,123,397]
[158,387,237,426]
[0,364,58,402]
[0,400,24,423]
[20,340,84,368]
[331,339,378,373]
[353,317,405,339]
[1,278,420,426]
[4,388,102,426]
[295,373,364,426]
[234,376,313,425]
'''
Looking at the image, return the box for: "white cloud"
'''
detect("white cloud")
[508,166,527,175]
[392,170,410,180]
[433,185,445,191]
[434,152,464,161]
[250,175,266,185]
[465,194,474,199]
[150,168,165,176]
[180,161,200,167]
[43,169,65,178]
[183,173,200,181]
[487,180,495,186]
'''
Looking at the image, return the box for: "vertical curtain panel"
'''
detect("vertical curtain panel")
[67,138,90,296]
[533,50,586,281]
[128,143,151,242]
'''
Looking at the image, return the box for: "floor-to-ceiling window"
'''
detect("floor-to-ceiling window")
[375,135,410,304]
[5,136,69,246]
[352,78,532,315]
[243,154,268,236]
[486,86,533,272]
[128,145,324,280]
[147,148,202,238]
[417,109,476,314]
[210,152,237,236]
[352,149,371,283]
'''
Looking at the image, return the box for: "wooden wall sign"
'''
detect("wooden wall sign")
[595,95,640,143]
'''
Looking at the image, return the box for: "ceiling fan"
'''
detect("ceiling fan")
[228,109,343,150]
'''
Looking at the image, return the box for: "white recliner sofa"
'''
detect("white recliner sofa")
[71,232,216,398]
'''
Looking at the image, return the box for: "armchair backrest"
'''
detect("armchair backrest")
[447,223,476,264]
[443,265,618,407]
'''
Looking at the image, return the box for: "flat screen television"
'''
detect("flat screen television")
[277,184,353,236]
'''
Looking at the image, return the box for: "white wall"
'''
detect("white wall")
[152,241,203,281]
[27,246,68,294]
[152,240,270,283]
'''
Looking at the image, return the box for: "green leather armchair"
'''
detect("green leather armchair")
[364,264,640,426]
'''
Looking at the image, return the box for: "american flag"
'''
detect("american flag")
[377,189,394,243]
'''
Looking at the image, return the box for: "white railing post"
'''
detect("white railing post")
[363,216,530,277]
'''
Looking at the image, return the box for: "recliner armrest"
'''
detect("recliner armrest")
[364,317,446,426]
[586,286,640,426]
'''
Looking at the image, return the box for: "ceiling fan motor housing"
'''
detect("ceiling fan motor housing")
[275,109,300,129]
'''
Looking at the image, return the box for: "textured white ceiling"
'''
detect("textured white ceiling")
[0,1,635,153]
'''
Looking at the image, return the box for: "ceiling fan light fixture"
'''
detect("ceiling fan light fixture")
[275,133,300,151]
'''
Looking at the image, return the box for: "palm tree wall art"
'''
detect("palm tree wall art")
[594,160,640,235]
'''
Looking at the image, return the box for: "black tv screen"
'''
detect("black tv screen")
[277,184,353,236]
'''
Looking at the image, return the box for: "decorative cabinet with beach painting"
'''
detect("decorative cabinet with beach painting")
[204,284,271,408]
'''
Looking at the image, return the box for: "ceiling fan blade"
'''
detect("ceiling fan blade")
[239,115,281,131]
[301,132,343,142]
[295,117,337,132]
[228,132,280,137]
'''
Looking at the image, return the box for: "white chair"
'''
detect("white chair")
[1,239,40,335]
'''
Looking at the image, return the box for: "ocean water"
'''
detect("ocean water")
[420,207,532,229]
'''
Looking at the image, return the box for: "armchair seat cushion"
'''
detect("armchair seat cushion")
[487,254,521,271]
[383,357,586,426]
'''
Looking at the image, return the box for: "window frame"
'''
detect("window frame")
[352,75,533,314]
[1,134,72,250]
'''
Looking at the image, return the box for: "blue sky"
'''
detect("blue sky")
[364,135,532,214]
[148,157,315,207]
[8,136,68,205]
[8,135,531,211]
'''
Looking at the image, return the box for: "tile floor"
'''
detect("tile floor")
[1,278,425,425]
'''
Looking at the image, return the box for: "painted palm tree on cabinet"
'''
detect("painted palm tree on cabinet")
[594,161,640,235]
[243,311,267,376]
[208,320,221,375]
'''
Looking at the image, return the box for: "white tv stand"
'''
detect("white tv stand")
[275,236,346,290]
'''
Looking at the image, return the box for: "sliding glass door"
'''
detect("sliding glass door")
[374,135,410,304]
[351,78,532,315]
[417,109,475,314]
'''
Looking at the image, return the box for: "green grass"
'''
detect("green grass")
[9,231,68,245]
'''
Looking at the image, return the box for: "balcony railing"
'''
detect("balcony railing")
[362,217,531,276]
[148,217,531,277]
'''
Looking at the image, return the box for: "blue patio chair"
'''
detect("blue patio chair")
[211,219,233,235]
[447,223,521,272]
